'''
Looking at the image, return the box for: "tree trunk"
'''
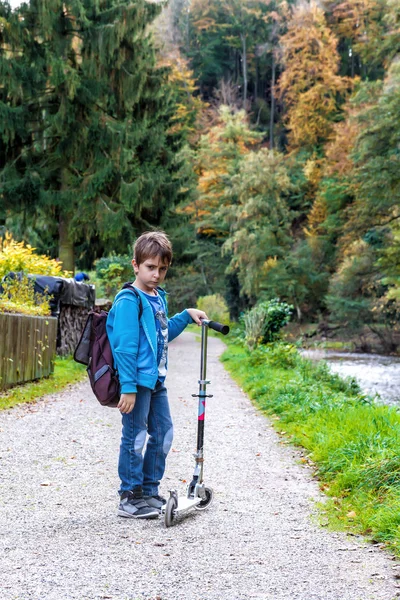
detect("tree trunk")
[235,50,239,85]
[254,56,259,101]
[58,168,74,273]
[270,53,276,150]
[185,1,190,54]
[350,45,355,78]
[58,212,74,273]
[240,33,248,105]
[294,299,302,322]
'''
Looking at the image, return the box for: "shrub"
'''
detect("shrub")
[248,342,300,369]
[260,298,293,343]
[0,232,68,278]
[244,298,293,349]
[0,232,66,316]
[0,275,51,316]
[243,304,266,350]
[95,255,133,299]
[196,294,230,324]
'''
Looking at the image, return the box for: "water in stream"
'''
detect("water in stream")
[301,350,400,406]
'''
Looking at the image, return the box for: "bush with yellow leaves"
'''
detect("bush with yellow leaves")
[0,232,69,316]
[0,232,67,278]
[0,276,51,316]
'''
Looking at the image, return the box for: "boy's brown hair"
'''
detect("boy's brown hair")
[133,231,173,266]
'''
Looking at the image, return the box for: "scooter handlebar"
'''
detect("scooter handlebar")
[206,320,230,335]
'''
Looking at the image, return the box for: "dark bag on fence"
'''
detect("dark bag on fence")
[73,284,142,407]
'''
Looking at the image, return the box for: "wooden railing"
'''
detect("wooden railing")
[0,313,58,391]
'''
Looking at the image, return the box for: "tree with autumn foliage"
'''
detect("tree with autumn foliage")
[324,57,400,347]
[159,54,205,144]
[180,105,262,237]
[164,106,262,317]
[278,1,350,152]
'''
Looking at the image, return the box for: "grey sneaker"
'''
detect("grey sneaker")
[118,488,159,519]
[143,494,167,512]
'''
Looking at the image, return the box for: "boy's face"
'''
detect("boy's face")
[132,255,169,294]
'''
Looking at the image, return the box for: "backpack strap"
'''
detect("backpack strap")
[121,282,143,320]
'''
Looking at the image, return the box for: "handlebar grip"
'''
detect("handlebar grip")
[208,321,230,335]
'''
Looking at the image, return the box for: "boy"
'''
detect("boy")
[106,231,208,519]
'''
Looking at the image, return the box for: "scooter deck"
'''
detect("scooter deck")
[162,495,202,518]
[176,496,202,511]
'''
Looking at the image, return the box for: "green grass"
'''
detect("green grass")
[221,340,400,555]
[0,356,86,411]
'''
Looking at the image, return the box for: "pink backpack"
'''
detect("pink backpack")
[74,285,142,407]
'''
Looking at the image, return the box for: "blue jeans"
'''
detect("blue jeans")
[118,382,173,496]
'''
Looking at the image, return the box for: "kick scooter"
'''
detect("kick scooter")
[163,319,230,527]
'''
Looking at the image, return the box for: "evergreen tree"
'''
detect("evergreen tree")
[188,0,233,98]
[0,0,185,271]
[350,59,400,235]
[222,148,293,301]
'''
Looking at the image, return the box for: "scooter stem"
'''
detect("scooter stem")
[196,321,209,479]
[189,321,213,492]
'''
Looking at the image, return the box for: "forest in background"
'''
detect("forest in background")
[1,0,399,351]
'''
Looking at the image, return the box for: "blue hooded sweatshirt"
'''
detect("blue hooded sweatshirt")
[106,287,193,393]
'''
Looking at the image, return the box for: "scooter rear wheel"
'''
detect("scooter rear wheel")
[194,486,213,511]
[164,495,177,527]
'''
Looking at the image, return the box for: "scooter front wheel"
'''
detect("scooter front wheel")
[164,495,178,527]
[194,486,214,511]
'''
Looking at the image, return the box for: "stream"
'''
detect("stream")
[301,349,400,406]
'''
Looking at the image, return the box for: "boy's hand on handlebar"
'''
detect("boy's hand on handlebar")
[118,393,136,414]
[187,308,209,325]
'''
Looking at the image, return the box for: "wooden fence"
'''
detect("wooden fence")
[0,313,58,391]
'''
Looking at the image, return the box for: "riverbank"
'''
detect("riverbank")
[302,349,400,406]
[284,322,400,356]
[221,341,400,556]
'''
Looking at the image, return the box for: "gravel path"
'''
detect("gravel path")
[1,332,399,600]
